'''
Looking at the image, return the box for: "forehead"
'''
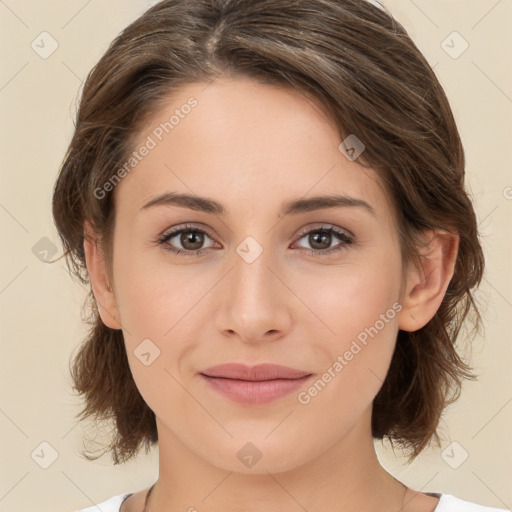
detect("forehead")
[113,76,390,220]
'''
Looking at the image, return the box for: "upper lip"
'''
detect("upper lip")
[200,363,312,381]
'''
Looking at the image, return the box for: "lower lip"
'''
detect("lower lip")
[200,374,313,405]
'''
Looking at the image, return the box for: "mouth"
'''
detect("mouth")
[199,363,313,405]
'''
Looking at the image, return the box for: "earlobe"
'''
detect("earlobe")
[397,229,459,332]
[83,220,122,330]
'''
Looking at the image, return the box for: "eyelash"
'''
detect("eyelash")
[156,223,355,257]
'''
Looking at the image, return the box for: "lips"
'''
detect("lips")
[199,363,313,405]
[200,363,311,381]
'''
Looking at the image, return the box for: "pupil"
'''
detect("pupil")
[310,231,331,250]
[182,231,203,250]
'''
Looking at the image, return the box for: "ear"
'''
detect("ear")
[397,229,459,332]
[83,220,122,330]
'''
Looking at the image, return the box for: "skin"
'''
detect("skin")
[84,76,458,512]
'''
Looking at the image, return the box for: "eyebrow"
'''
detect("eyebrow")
[140,192,375,217]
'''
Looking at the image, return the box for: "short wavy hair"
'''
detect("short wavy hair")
[52,0,484,464]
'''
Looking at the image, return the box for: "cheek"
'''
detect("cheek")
[296,279,402,427]
[296,247,402,341]
[112,249,213,389]
[113,245,193,340]
[113,263,198,414]
[296,247,403,394]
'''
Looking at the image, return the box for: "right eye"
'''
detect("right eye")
[157,224,218,256]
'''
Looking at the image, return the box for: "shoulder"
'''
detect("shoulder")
[436,493,509,511]
[73,492,133,512]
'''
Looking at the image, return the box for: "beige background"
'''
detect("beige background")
[0,1,511,511]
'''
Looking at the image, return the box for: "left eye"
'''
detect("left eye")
[293,226,354,254]
[157,225,354,256]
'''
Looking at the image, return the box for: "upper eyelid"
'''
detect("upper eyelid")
[161,223,215,240]
[295,223,353,239]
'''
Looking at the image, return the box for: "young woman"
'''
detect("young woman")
[52,1,507,511]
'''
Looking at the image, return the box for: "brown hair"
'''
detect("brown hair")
[52,0,484,464]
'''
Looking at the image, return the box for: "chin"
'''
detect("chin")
[198,434,316,475]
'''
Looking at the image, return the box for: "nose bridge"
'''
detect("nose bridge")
[214,235,292,341]
[232,237,281,312]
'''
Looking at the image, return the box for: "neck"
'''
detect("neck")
[149,408,407,512]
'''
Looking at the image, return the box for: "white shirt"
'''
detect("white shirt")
[75,491,509,511]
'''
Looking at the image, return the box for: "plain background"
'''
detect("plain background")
[0,1,511,511]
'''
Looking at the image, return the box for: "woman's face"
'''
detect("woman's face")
[108,76,407,473]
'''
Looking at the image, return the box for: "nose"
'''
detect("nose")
[214,244,293,345]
